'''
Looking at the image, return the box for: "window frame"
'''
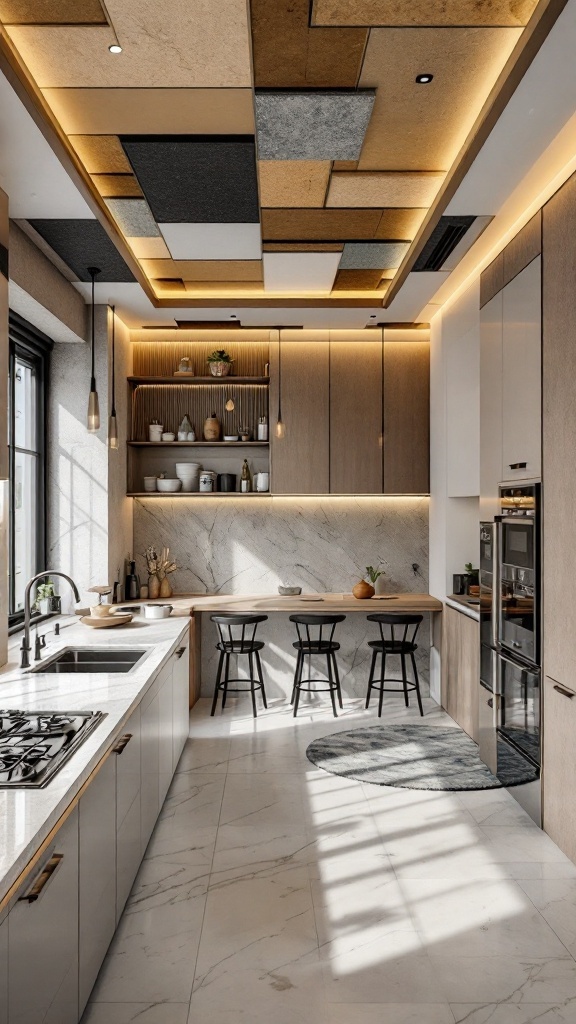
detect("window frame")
[8,312,53,628]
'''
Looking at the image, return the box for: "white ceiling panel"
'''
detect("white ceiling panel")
[383,272,450,323]
[263,253,341,294]
[159,223,262,261]
[0,72,92,219]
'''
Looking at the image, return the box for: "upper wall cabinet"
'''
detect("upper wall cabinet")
[445,281,481,498]
[271,333,330,495]
[501,256,541,482]
[383,341,429,494]
[330,334,383,495]
[480,291,503,522]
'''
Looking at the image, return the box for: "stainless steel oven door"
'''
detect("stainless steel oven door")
[501,517,535,573]
[495,651,540,768]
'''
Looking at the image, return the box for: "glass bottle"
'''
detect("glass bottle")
[257,415,268,441]
[125,559,140,600]
[240,459,251,493]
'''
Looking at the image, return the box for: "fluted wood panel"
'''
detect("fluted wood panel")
[383,341,430,494]
[131,384,268,440]
[330,338,383,494]
[132,339,269,377]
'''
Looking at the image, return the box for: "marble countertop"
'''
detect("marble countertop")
[445,594,481,621]
[0,612,190,905]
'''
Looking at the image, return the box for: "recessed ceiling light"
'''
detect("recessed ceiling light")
[109,43,122,53]
[415,73,433,84]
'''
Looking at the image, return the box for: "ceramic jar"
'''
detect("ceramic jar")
[148,573,160,599]
[149,422,163,442]
[209,361,231,377]
[203,412,221,441]
[352,580,375,599]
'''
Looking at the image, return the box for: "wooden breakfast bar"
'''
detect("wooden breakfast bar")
[182,592,443,706]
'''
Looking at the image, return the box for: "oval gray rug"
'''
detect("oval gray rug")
[306,725,539,791]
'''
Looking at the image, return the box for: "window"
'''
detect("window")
[8,314,52,624]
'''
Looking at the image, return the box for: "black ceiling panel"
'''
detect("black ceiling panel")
[413,216,475,271]
[121,135,260,224]
[28,219,136,282]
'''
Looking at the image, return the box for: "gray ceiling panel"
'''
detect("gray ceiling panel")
[28,219,136,282]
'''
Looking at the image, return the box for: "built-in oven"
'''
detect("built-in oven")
[480,522,496,648]
[498,483,540,667]
[495,649,541,824]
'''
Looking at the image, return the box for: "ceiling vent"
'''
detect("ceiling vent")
[414,216,476,271]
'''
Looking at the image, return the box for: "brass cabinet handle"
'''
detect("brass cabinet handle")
[553,683,575,699]
[19,854,63,903]
[113,733,133,754]
[174,647,186,659]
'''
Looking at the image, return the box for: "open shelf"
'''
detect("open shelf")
[127,441,269,448]
[130,491,271,498]
[128,376,270,385]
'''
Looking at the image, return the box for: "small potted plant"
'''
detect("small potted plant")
[464,561,480,595]
[353,565,384,600]
[207,349,233,378]
[34,580,60,615]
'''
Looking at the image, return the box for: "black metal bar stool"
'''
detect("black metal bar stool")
[365,613,424,717]
[210,614,268,717]
[289,614,346,717]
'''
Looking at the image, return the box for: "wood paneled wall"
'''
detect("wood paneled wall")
[480,211,542,307]
[330,338,383,495]
[383,341,430,494]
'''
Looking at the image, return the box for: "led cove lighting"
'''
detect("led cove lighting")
[416,74,433,84]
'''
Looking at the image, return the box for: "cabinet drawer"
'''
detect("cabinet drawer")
[8,807,79,1024]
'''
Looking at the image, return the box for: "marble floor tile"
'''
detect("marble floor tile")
[322,951,449,1003]
[127,827,217,912]
[451,1004,576,1023]
[175,737,231,774]
[219,772,308,828]
[211,825,318,881]
[159,773,226,829]
[432,955,576,1003]
[81,1004,190,1024]
[188,963,327,1024]
[325,1005,456,1024]
[519,879,576,957]
[401,878,572,959]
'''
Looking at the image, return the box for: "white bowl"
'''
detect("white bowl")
[156,478,182,492]
[223,435,239,442]
[143,476,157,492]
[143,604,173,619]
[175,462,201,472]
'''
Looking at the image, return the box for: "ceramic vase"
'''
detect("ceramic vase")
[352,580,375,599]
[160,577,173,598]
[209,361,231,377]
[203,412,221,441]
[148,573,160,599]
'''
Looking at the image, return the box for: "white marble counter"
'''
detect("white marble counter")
[445,596,481,622]
[0,613,190,904]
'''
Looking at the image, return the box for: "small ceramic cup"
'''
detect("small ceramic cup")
[143,476,157,492]
[161,432,175,442]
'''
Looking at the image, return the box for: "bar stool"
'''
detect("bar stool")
[210,614,268,717]
[289,614,345,718]
[365,613,424,717]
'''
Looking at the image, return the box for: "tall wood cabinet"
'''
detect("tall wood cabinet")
[330,336,383,494]
[441,605,479,742]
[542,171,576,859]
[383,341,429,494]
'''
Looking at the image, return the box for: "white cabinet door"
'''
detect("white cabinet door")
[172,639,190,771]
[140,688,160,855]
[115,707,142,920]
[0,915,7,1024]
[480,291,503,522]
[502,257,542,481]
[8,807,79,1024]
[158,662,174,806]
[78,753,117,1015]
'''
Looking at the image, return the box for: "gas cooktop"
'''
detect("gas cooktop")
[0,710,105,788]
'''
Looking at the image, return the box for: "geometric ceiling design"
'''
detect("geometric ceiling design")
[0,0,540,305]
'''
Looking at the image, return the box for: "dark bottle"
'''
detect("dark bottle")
[125,559,140,601]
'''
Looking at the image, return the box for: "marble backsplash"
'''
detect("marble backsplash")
[133,496,430,699]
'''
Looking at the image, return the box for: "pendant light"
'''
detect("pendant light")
[108,304,119,449]
[87,266,101,433]
[275,337,285,439]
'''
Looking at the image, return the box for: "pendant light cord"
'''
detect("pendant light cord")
[110,304,116,417]
[88,266,100,390]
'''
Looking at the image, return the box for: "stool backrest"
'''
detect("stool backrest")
[211,613,268,648]
[289,613,346,648]
[367,612,423,647]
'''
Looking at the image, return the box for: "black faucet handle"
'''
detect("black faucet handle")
[34,634,43,661]
[20,639,31,669]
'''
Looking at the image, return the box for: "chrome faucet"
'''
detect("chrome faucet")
[21,572,80,668]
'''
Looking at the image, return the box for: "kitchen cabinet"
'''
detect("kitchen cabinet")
[78,752,117,1015]
[501,256,541,481]
[0,915,6,1024]
[480,291,503,522]
[8,807,79,1024]
[330,335,383,494]
[158,661,174,806]
[441,605,479,742]
[383,341,429,494]
[543,676,576,862]
[172,640,190,770]
[270,334,330,494]
[115,706,142,920]
[140,686,161,854]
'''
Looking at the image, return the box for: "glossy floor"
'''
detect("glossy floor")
[82,695,576,1024]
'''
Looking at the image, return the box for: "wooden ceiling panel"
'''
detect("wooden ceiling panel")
[262,209,383,240]
[357,27,523,170]
[332,268,384,290]
[258,161,331,207]
[126,236,171,259]
[69,135,132,173]
[8,0,253,87]
[311,0,538,26]
[92,174,143,198]
[375,209,426,238]
[141,260,263,282]
[182,281,265,294]
[262,242,344,252]
[250,0,367,87]
[45,89,255,136]
[0,0,106,23]
[327,171,445,208]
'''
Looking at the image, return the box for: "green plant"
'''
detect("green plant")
[365,565,383,584]
[464,562,478,573]
[34,580,55,609]
[207,349,233,364]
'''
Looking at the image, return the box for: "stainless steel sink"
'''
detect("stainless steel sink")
[32,647,149,674]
